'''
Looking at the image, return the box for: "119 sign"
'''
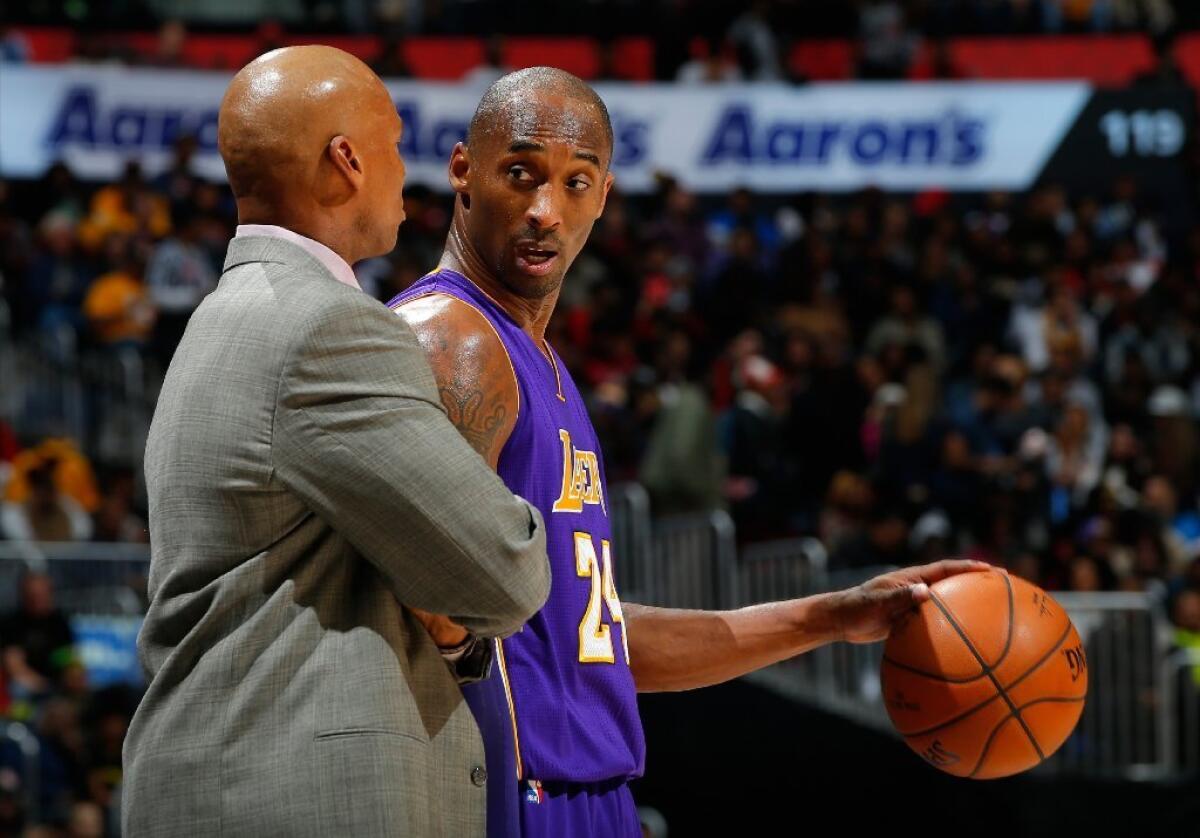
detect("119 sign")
[1099,109,1186,158]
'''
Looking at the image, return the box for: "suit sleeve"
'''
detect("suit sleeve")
[272,290,550,638]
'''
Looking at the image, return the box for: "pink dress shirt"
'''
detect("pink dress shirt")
[235,224,361,291]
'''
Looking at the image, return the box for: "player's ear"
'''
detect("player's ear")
[448,142,471,209]
[595,171,615,220]
[325,135,364,198]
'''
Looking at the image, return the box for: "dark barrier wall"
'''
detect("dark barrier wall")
[633,681,1200,836]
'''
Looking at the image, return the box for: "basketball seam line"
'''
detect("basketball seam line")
[967,713,1015,778]
[898,619,1075,738]
[882,571,1018,683]
[992,570,1016,669]
[966,695,1085,779]
[928,589,1046,762]
[881,653,987,684]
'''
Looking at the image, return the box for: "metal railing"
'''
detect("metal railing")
[3,333,157,468]
[1161,647,1200,778]
[0,543,151,824]
[0,721,40,825]
[0,299,15,422]
[643,510,738,611]
[737,537,828,602]
[611,483,739,610]
[1034,592,1173,780]
[609,483,653,603]
[0,542,151,616]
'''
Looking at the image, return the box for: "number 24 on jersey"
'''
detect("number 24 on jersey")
[573,532,630,664]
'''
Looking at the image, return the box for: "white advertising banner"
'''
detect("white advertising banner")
[0,65,1094,192]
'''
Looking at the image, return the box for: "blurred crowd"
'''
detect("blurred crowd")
[0,571,135,838]
[563,171,1198,610]
[6,0,1198,37]
[4,1,1200,83]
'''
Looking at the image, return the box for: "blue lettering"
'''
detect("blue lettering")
[766,125,803,162]
[612,119,647,167]
[395,102,466,161]
[701,106,754,164]
[46,87,97,148]
[899,123,940,163]
[698,107,985,169]
[433,121,467,158]
[158,111,185,147]
[813,124,840,162]
[396,102,420,157]
[193,112,220,152]
[109,109,147,147]
[851,123,889,164]
[953,118,985,165]
[47,88,220,153]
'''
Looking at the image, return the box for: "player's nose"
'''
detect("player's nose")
[525,183,563,232]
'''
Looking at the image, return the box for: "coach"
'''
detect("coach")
[121,46,551,837]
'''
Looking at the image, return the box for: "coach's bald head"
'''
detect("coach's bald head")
[218,45,406,263]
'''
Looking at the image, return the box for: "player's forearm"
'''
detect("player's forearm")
[623,596,842,693]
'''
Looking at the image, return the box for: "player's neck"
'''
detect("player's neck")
[439,231,559,348]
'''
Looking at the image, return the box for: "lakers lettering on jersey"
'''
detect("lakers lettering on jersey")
[550,429,628,665]
[552,428,607,515]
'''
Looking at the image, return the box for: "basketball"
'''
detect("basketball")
[881,569,1087,779]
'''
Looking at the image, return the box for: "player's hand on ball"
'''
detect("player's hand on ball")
[830,560,994,644]
[409,607,470,649]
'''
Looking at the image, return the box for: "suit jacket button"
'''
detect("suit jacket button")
[471,766,488,787]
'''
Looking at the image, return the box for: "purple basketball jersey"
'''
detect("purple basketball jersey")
[390,270,645,787]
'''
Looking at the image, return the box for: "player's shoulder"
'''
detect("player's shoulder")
[394,292,519,393]
[394,292,522,463]
[392,291,483,329]
[394,293,509,364]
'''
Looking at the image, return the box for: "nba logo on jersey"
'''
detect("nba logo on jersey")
[525,780,545,805]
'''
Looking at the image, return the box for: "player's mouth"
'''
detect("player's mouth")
[514,242,560,277]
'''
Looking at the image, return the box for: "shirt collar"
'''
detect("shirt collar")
[235,224,360,291]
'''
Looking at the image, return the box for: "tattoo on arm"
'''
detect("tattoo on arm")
[397,295,517,466]
[439,377,508,460]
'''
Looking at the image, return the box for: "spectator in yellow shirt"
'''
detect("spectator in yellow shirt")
[3,438,101,513]
[77,161,171,251]
[83,233,155,349]
[1173,589,1200,688]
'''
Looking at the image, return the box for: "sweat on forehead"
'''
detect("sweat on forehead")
[467,67,614,159]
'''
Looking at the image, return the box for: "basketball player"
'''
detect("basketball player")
[390,68,989,837]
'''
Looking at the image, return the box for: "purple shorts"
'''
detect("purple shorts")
[516,777,641,838]
[465,663,641,838]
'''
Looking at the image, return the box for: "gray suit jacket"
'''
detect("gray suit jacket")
[122,235,551,837]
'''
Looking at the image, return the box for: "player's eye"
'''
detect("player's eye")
[508,165,535,184]
[567,176,591,192]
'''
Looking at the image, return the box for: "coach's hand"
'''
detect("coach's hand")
[828,560,993,645]
[410,607,470,649]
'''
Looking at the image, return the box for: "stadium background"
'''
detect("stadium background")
[1,1,1200,835]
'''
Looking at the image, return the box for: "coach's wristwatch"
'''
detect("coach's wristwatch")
[439,633,494,685]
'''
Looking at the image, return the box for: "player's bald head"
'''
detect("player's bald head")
[218,45,395,203]
[467,67,613,167]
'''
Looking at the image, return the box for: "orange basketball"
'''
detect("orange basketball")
[880,569,1087,779]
